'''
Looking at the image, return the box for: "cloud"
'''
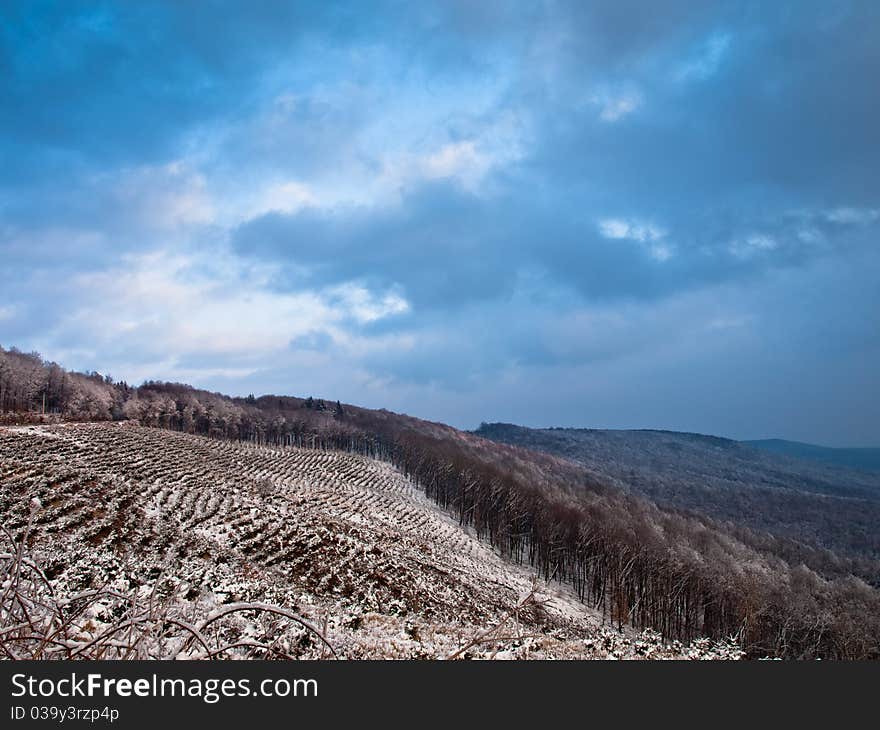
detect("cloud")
[598,218,665,242]
[19,249,412,386]
[106,162,216,230]
[591,87,643,122]
[675,32,732,82]
[325,283,410,324]
[2,0,879,444]
[249,180,318,217]
[598,218,673,261]
[729,233,778,259]
[824,207,880,225]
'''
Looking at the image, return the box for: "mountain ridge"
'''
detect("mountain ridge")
[507,424,880,468]
[744,438,880,473]
[474,422,880,584]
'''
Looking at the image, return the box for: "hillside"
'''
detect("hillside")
[2,345,880,659]
[474,423,880,584]
[0,422,735,660]
[745,439,880,473]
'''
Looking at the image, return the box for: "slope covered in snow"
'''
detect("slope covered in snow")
[0,422,740,659]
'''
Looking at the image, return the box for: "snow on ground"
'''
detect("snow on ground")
[0,422,742,659]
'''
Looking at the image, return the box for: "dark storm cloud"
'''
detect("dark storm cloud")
[232,176,877,310]
[0,1,367,173]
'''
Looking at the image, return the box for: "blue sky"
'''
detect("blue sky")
[1,1,878,445]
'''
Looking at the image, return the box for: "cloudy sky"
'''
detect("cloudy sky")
[1,1,878,445]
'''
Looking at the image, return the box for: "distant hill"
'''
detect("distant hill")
[474,422,880,586]
[744,439,880,473]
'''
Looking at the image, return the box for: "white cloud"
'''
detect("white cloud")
[729,233,778,259]
[676,32,732,82]
[598,217,672,261]
[326,283,410,324]
[56,250,412,373]
[377,126,525,196]
[221,71,527,209]
[591,89,643,122]
[647,243,674,262]
[423,141,484,179]
[108,161,216,230]
[373,139,499,194]
[747,234,777,250]
[598,218,666,242]
[230,179,322,221]
[597,218,631,239]
[797,227,823,244]
[256,180,318,214]
[824,207,880,225]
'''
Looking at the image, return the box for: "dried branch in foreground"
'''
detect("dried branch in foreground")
[446,581,549,660]
[0,506,338,660]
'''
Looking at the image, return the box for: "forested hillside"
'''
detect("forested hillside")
[474,423,880,587]
[2,345,879,658]
[746,439,880,473]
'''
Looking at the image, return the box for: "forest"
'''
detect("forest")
[2,345,879,659]
[474,423,880,587]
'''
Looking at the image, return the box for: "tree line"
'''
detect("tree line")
[0,347,131,421]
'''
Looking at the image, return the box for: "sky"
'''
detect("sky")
[1,1,878,446]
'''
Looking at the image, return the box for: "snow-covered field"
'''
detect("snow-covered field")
[0,422,742,659]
